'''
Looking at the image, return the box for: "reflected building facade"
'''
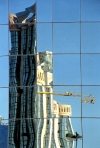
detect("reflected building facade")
[9,4,36,148]
[9,3,75,148]
[0,116,8,148]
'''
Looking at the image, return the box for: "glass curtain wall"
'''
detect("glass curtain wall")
[0,0,100,148]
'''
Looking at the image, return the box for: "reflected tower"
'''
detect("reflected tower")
[9,4,36,148]
[0,116,8,148]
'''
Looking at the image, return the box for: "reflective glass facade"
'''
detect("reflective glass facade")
[0,0,98,148]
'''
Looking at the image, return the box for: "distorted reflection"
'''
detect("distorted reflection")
[8,3,80,148]
[6,0,100,148]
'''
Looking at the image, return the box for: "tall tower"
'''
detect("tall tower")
[9,4,36,147]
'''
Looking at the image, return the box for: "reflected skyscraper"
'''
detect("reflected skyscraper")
[9,4,36,148]
[36,51,74,148]
[0,116,8,148]
[9,3,75,148]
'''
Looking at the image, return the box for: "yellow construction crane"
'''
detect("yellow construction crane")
[37,90,95,104]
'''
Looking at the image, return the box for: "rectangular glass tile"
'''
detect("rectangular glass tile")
[37,23,52,52]
[0,89,8,120]
[53,0,80,22]
[0,0,8,24]
[81,23,100,53]
[53,86,81,117]
[53,54,81,85]
[9,0,36,27]
[9,0,36,16]
[82,86,100,117]
[71,118,82,148]
[0,57,8,87]
[53,23,80,53]
[82,118,100,148]
[82,0,100,21]
[82,54,100,85]
[0,25,8,55]
[37,0,52,22]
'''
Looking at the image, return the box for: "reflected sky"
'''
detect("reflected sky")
[0,57,8,87]
[82,0,100,21]
[53,23,80,53]
[82,118,100,148]
[81,23,100,53]
[37,23,52,52]
[0,0,8,24]
[53,54,81,85]
[9,0,36,14]
[82,54,100,85]
[0,26,8,55]
[53,0,80,22]
[37,0,52,22]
